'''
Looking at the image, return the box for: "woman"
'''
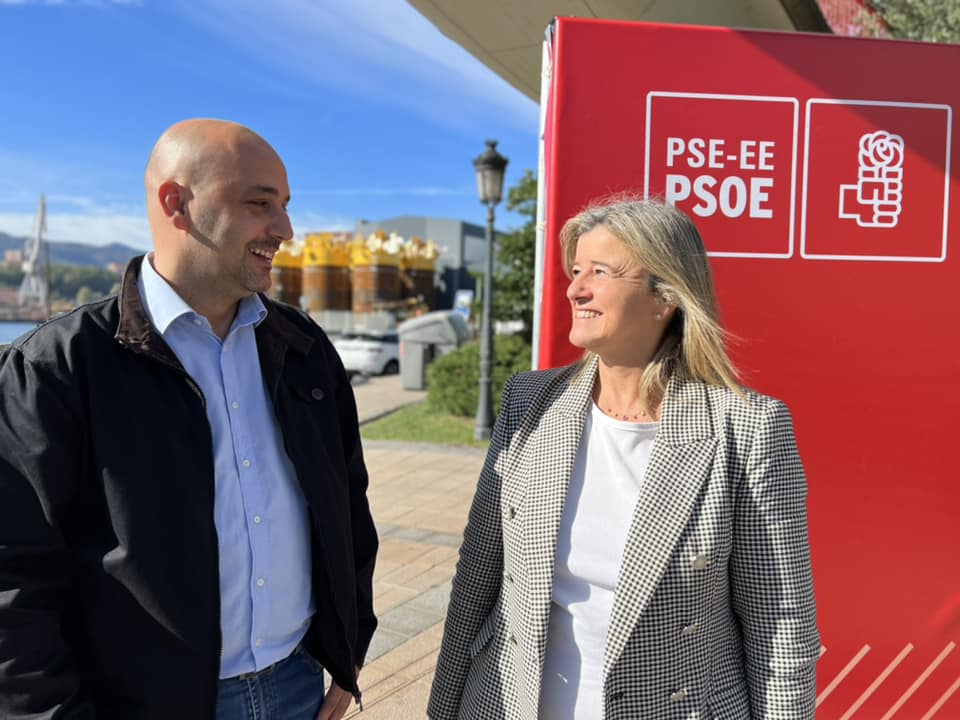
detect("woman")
[427,198,819,719]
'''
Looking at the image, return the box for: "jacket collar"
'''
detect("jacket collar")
[115,255,182,368]
[256,295,314,357]
[549,354,714,446]
[544,355,597,420]
[116,255,314,367]
[658,372,714,446]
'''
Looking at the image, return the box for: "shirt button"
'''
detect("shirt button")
[193,318,202,326]
[670,688,689,702]
[232,401,239,409]
[255,638,263,647]
[253,515,262,524]
[256,578,265,587]
[692,554,709,570]
[242,459,251,468]
[681,623,698,636]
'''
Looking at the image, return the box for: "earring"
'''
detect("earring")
[655,313,663,320]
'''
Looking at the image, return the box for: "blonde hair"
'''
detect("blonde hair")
[559,195,742,404]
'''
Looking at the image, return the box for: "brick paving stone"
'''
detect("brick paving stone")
[364,620,444,675]
[384,508,421,527]
[379,604,440,638]
[420,514,471,536]
[373,585,419,615]
[420,531,463,548]
[366,627,408,662]
[346,675,435,720]
[402,566,454,594]
[378,560,437,587]
[352,374,426,425]
[405,580,452,616]
[372,504,419,524]
[377,538,436,566]
[380,525,433,543]
[354,671,414,711]
[412,544,458,566]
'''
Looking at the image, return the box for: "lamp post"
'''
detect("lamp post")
[472,140,508,441]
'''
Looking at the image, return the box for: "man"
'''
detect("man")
[0,119,378,720]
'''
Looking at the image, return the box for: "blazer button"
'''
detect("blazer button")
[669,688,689,702]
[692,554,709,570]
[681,623,698,636]
[608,690,625,702]
[311,388,324,400]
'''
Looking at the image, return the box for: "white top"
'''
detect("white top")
[540,403,657,720]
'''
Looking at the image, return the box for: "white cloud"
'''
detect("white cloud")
[0,149,151,248]
[0,208,359,251]
[298,186,471,198]
[289,211,356,239]
[0,211,152,250]
[173,0,538,134]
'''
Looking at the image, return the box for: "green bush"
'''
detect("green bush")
[426,334,532,417]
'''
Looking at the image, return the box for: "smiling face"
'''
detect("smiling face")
[187,139,292,303]
[566,225,669,366]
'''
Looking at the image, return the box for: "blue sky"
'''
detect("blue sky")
[0,0,540,250]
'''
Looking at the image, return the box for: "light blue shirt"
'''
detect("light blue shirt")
[138,255,315,678]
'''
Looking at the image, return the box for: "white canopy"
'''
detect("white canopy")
[407,0,829,101]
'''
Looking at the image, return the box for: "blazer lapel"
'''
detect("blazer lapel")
[603,376,718,677]
[523,356,597,669]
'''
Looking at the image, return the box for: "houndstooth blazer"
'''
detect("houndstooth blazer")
[427,356,820,719]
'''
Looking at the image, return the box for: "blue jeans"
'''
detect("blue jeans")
[216,646,325,720]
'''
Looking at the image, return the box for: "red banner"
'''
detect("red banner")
[539,18,959,718]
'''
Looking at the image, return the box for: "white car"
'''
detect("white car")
[332,331,400,376]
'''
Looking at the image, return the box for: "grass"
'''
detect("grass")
[361,400,489,448]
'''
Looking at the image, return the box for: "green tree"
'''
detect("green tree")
[0,263,119,302]
[0,264,25,288]
[426,334,533,417]
[492,169,537,342]
[867,0,960,43]
[75,286,97,306]
[48,264,119,301]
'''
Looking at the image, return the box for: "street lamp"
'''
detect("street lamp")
[472,140,508,441]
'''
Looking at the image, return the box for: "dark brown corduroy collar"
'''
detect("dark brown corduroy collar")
[114,254,314,366]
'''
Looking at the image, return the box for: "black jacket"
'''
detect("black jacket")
[0,257,378,719]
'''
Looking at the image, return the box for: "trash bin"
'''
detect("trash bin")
[397,310,471,390]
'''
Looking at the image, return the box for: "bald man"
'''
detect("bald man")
[0,120,378,720]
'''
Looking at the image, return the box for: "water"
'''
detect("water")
[0,322,39,346]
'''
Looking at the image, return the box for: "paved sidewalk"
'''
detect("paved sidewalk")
[352,373,427,425]
[346,374,485,718]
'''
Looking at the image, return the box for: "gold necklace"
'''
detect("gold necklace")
[603,405,652,421]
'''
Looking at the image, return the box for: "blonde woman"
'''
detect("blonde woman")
[428,198,819,719]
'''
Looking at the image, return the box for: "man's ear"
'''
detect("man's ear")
[158,181,190,231]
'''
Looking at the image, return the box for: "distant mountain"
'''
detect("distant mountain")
[0,232,142,268]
